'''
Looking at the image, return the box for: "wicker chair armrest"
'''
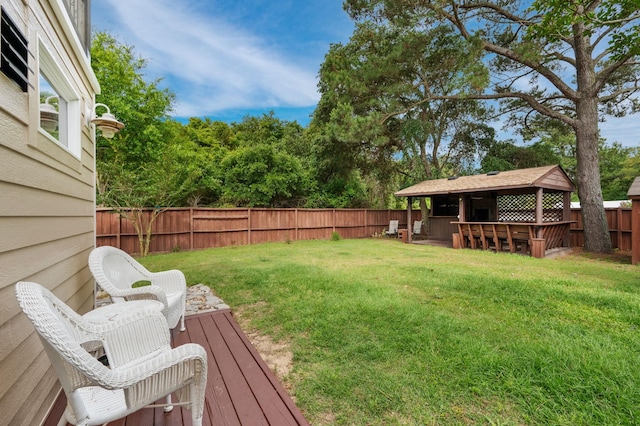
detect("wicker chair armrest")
[148,269,187,294]
[99,343,207,392]
[107,286,169,307]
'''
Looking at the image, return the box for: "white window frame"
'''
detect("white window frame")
[38,38,82,159]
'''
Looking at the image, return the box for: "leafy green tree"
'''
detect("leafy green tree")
[163,118,243,207]
[196,113,313,207]
[480,141,562,173]
[182,117,235,150]
[315,20,496,218]
[92,32,175,171]
[158,120,225,207]
[312,103,396,203]
[599,144,638,200]
[91,31,177,255]
[98,142,185,256]
[220,144,311,207]
[620,149,640,198]
[345,0,640,253]
[230,112,302,149]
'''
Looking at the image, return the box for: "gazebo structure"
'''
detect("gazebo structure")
[394,165,575,258]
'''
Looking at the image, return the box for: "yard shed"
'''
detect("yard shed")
[628,177,640,265]
[395,165,575,258]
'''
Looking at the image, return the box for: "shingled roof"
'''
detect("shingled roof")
[395,165,575,197]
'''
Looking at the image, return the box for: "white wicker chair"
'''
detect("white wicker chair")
[15,281,207,426]
[89,245,187,331]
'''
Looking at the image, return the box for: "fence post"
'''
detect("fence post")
[295,209,299,241]
[248,208,252,245]
[116,210,121,249]
[364,209,368,237]
[617,207,623,250]
[189,208,194,251]
[333,209,336,233]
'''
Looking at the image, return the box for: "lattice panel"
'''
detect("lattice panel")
[498,192,565,222]
[498,194,536,222]
[542,192,564,222]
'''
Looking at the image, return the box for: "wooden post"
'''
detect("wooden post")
[628,177,640,265]
[452,233,460,249]
[364,209,368,238]
[531,238,545,258]
[189,208,194,251]
[536,188,544,238]
[333,209,336,234]
[616,207,623,251]
[563,192,571,221]
[407,197,413,243]
[248,208,252,245]
[633,201,640,265]
[116,210,121,249]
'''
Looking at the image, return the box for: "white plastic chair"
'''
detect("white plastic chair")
[15,281,207,426]
[385,220,399,237]
[89,246,187,331]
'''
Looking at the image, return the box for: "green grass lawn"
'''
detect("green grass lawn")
[140,239,640,425]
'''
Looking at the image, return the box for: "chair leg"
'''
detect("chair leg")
[180,314,186,332]
[164,395,173,412]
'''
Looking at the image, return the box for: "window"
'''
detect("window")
[1,7,29,92]
[432,195,459,217]
[62,0,90,53]
[39,39,81,157]
[39,74,64,141]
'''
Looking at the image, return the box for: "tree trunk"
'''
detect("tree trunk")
[419,197,428,236]
[574,22,612,253]
[575,116,611,253]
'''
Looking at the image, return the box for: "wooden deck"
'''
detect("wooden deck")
[46,309,309,426]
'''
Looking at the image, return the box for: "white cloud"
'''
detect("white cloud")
[100,0,320,117]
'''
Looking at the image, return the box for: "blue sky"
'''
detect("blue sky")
[91,1,638,148]
[91,0,353,126]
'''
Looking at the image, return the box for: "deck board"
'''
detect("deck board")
[47,309,309,426]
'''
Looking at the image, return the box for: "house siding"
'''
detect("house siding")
[0,1,98,425]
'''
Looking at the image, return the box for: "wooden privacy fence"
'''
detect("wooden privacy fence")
[569,207,633,251]
[96,208,415,255]
[96,207,633,256]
